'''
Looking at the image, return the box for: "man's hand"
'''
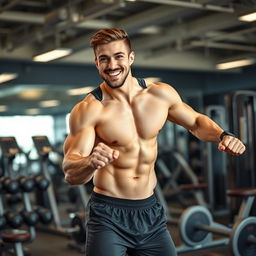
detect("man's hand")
[89,142,120,169]
[218,136,246,155]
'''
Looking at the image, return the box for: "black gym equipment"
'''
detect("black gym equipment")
[68,212,86,253]
[171,188,256,255]
[225,91,256,188]
[176,208,256,256]
[0,180,32,256]
[225,91,256,216]
[155,147,207,218]
[171,205,230,253]
[0,136,51,256]
[204,105,229,215]
[32,135,89,237]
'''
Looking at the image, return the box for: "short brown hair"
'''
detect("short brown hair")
[90,28,131,53]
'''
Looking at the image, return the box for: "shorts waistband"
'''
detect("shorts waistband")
[91,191,157,209]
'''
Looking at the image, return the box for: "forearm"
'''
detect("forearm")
[189,114,223,142]
[62,154,95,185]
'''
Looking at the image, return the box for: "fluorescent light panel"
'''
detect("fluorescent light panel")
[18,89,44,99]
[239,12,256,22]
[68,86,95,96]
[216,59,254,70]
[33,48,72,62]
[25,108,40,115]
[39,100,60,107]
[144,77,162,83]
[0,105,8,112]
[0,73,18,83]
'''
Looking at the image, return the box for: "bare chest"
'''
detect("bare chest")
[95,97,168,146]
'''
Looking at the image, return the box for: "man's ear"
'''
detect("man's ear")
[129,51,135,65]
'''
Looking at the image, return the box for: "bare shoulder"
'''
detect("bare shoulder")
[147,81,182,104]
[69,94,103,134]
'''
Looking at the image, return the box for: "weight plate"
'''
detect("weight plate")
[231,217,256,256]
[180,206,212,246]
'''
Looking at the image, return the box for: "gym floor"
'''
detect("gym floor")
[23,224,228,256]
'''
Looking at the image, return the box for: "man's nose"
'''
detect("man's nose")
[108,58,118,70]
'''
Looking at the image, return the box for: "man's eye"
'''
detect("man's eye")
[117,55,123,59]
[100,57,107,62]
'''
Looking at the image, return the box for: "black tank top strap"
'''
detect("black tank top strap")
[90,86,103,101]
[136,78,147,89]
[91,79,146,101]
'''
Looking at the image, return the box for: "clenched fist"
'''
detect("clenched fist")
[89,142,119,169]
[218,135,246,156]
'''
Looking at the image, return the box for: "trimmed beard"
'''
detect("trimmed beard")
[102,68,130,89]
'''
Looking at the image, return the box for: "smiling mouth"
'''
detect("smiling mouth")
[105,69,122,77]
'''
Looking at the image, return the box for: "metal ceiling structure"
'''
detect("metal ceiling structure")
[0,0,256,115]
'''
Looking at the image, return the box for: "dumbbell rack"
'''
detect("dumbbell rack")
[0,136,54,256]
[0,184,32,256]
[32,135,89,237]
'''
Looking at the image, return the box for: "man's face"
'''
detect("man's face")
[94,40,135,88]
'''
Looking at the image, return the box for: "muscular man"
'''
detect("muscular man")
[62,28,246,256]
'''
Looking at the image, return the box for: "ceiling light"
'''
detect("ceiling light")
[0,73,18,83]
[139,26,161,35]
[25,108,40,115]
[39,100,60,107]
[216,59,254,70]
[33,48,72,62]
[68,86,95,96]
[18,89,44,99]
[144,77,162,83]
[239,12,256,22]
[0,105,8,112]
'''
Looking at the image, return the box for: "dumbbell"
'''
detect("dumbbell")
[0,215,7,229]
[31,175,50,191]
[18,176,35,193]
[0,177,19,194]
[173,206,256,256]
[4,211,24,229]
[70,212,86,244]
[34,207,53,225]
[20,209,39,226]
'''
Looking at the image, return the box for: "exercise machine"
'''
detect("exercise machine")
[204,105,229,216]
[155,147,207,217]
[170,188,256,255]
[225,91,256,188]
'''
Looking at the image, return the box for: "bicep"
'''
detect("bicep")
[64,126,96,158]
[63,100,98,158]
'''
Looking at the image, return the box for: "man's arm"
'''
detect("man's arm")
[62,98,98,185]
[158,83,246,155]
[62,96,119,185]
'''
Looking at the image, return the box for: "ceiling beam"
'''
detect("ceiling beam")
[189,40,256,52]
[132,12,244,51]
[115,5,184,34]
[0,0,24,13]
[0,11,44,23]
[6,1,125,51]
[204,26,256,42]
[136,0,234,13]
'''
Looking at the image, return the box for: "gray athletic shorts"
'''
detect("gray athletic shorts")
[85,191,177,256]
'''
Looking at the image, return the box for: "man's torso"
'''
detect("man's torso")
[88,79,170,199]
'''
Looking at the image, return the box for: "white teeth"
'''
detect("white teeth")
[108,71,121,76]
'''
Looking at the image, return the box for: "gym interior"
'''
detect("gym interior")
[0,0,256,255]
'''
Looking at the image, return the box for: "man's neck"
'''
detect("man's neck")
[103,75,139,103]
